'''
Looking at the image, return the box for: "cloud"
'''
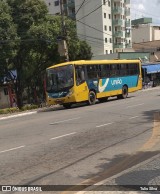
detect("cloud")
[137,4,145,11]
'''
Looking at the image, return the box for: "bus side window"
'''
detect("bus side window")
[120,64,126,76]
[100,64,110,78]
[87,65,99,79]
[75,66,85,86]
[110,64,118,77]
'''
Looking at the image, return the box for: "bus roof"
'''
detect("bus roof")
[47,59,141,69]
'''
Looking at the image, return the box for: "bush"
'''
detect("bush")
[21,104,38,111]
[0,107,19,114]
[0,104,38,114]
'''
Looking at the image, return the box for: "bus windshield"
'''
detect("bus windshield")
[46,65,74,92]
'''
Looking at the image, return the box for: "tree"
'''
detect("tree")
[1,0,92,108]
[6,0,49,108]
[0,0,18,82]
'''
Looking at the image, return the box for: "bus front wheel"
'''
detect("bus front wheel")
[88,91,96,105]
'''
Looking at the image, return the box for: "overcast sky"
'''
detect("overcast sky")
[131,0,160,24]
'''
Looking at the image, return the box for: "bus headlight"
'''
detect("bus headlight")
[67,90,73,97]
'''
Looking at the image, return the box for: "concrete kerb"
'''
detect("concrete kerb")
[0,105,63,120]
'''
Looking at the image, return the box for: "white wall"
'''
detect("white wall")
[75,0,113,56]
[132,25,152,43]
[0,87,10,109]
[45,0,60,15]
[153,27,160,40]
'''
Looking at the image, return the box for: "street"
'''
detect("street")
[0,87,160,193]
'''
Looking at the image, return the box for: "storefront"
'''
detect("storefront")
[142,63,160,87]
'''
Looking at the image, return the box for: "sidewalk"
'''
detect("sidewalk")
[76,154,160,194]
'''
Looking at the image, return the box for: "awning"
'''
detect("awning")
[142,64,160,74]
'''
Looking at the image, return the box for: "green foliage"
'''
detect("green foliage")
[0,0,92,108]
[21,104,38,111]
[0,107,19,114]
[0,104,38,114]
[0,0,18,67]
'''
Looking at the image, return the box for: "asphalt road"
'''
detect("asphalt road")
[0,87,160,193]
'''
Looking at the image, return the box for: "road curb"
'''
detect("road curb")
[0,111,37,120]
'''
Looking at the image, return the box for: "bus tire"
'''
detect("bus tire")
[88,91,96,105]
[121,85,128,99]
[63,103,72,109]
[99,97,108,103]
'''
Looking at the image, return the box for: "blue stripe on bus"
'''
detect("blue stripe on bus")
[86,75,139,93]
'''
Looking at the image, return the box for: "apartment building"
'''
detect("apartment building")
[45,0,75,19]
[44,0,131,56]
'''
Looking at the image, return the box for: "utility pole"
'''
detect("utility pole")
[58,0,69,61]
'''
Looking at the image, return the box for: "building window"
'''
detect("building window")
[54,0,59,6]
[48,2,51,6]
[105,38,107,43]
[103,0,106,5]
[106,50,108,54]
[104,25,107,31]
[108,1,111,7]
[110,38,112,43]
[110,50,112,54]
[104,13,106,18]
[109,26,112,31]
[109,14,111,19]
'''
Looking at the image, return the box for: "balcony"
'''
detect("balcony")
[113,0,122,2]
[113,19,123,26]
[114,31,124,37]
[125,21,130,27]
[125,0,130,4]
[125,9,130,16]
[114,43,124,48]
[67,0,75,8]
[125,43,132,48]
[68,12,75,19]
[125,32,131,38]
[113,7,123,15]
[63,3,67,9]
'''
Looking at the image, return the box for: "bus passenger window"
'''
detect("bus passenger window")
[76,66,85,85]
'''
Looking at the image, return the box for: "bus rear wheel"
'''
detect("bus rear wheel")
[117,86,128,99]
[88,91,96,105]
[122,86,128,99]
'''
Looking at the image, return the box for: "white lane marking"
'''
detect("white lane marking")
[126,103,144,109]
[50,117,80,125]
[96,122,114,128]
[50,132,76,140]
[129,116,139,120]
[0,111,37,121]
[0,145,25,154]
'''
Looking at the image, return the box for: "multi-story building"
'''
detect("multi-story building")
[44,0,131,56]
[132,17,160,43]
[45,0,75,19]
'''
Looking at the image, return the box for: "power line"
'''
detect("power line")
[77,0,108,21]
[77,20,112,37]
[75,0,86,16]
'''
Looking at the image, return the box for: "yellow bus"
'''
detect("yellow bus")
[46,60,142,108]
